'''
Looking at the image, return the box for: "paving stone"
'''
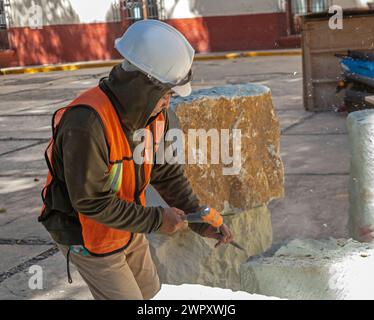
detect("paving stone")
[276,110,312,132]
[0,245,52,274]
[280,135,349,175]
[269,175,349,242]
[0,141,38,156]
[0,115,51,139]
[0,250,91,300]
[0,143,48,177]
[285,112,348,135]
[0,214,52,242]
[0,176,44,225]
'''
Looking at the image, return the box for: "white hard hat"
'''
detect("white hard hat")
[114,19,195,97]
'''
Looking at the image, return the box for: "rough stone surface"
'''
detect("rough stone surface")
[147,84,283,291]
[347,110,374,242]
[148,205,272,291]
[170,84,284,212]
[241,238,374,300]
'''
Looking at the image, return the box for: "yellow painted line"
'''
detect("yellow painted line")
[194,50,301,61]
[0,50,301,76]
[241,50,301,57]
[0,61,120,75]
[194,52,242,61]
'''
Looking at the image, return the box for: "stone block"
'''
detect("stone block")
[241,238,374,300]
[171,84,284,212]
[149,205,272,291]
[347,110,374,241]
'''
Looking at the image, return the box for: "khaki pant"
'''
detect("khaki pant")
[57,233,161,300]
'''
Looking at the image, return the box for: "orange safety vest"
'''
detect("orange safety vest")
[40,86,165,255]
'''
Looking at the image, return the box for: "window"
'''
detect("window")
[0,0,10,50]
[123,0,165,24]
[292,0,332,15]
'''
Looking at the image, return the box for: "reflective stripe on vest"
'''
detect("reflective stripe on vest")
[40,86,165,255]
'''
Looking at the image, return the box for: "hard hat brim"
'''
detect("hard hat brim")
[172,82,192,97]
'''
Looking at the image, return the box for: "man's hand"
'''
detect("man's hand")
[158,207,187,234]
[200,223,234,248]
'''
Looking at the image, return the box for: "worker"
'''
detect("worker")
[38,20,234,300]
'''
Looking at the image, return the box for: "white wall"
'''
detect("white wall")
[8,0,121,27]
[331,0,370,8]
[163,0,284,19]
[163,0,371,19]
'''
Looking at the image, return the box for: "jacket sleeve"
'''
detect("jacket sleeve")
[56,107,163,234]
[150,109,209,236]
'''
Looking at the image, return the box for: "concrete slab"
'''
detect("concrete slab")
[0,74,68,96]
[276,110,312,132]
[285,112,348,135]
[0,176,45,231]
[280,134,349,175]
[0,245,52,274]
[269,175,349,242]
[0,99,62,116]
[0,140,38,156]
[10,99,70,116]
[241,239,374,300]
[0,89,79,115]
[269,74,303,111]
[0,115,51,139]
[0,142,48,177]
[0,250,91,300]
[0,214,52,242]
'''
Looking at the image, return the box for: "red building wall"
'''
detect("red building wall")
[1,12,290,68]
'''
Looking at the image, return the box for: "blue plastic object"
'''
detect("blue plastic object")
[341,57,374,79]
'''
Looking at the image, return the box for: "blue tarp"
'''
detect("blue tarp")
[341,57,374,79]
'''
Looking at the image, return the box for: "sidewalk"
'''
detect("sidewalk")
[0,54,349,299]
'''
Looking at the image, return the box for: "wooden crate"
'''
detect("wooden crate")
[301,10,374,111]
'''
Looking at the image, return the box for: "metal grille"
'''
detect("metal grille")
[0,0,10,50]
[123,0,164,24]
[292,0,332,15]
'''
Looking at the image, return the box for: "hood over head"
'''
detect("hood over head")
[101,63,170,132]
